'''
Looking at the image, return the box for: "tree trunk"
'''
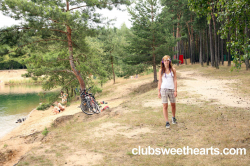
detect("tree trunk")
[152,4,157,82]
[235,27,241,68]
[211,11,219,69]
[218,34,220,65]
[66,1,85,91]
[173,25,175,53]
[209,18,214,67]
[221,38,224,65]
[191,27,194,64]
[184,41,187,65]
[181,40,184,55]
[199,30,203,67]
[227,32,231,66]
[246,58,250,70]
[71,87,73,97]
[176,21,180,66]
[196,34,199,63]
[188,37,191,64]
[206,26,209,66]
[203,29,205,64]
[244,14,249,70]
[66,88,69,96]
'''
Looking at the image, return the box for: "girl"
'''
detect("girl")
[55,101,65,111]
[158,55,177,128]
[51,104,61,114]
[59,91,68,105]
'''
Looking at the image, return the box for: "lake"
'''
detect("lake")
[0,84,56,138]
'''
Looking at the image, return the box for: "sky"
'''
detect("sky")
[0,5,132,29]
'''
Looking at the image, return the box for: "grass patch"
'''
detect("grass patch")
[41,127,49,136]
[5,78,43,85]
[3,144,8,148]
[37,103,51,110]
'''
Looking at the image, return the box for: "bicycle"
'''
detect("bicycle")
[80,87,100,115]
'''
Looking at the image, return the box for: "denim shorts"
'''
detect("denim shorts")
[161,88,176,103]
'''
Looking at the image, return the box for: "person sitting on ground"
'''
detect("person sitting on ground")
[51,104,61,114]
[59,91,68,105]
[55,101,65,111]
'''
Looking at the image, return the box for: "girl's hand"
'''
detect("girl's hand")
[158,92,161,99]
[174,92,177,97]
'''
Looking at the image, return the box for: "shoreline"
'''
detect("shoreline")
[0,107,37,140]
[0,100,82,141]
[0,106,38,141]
[0,99,84,166]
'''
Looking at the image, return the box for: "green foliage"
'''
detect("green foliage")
[217,0,250,70]
[37,91,59,110]
[42,127,49,136]
[189,0,250,70]
[171,59,181,65]
[37,103,51,111]
[126,0,177,81]
[91,86,102,96]
[0,27,29,69]
[46,92,60,105]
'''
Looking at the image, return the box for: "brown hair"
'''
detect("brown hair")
[161,55,174,77]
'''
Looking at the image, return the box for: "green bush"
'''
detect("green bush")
[91,86,102,96]
[171,59,181,64]
[46,92,60,104]
[146,68,153,75]
[37,103,51,110]
[42,127,49,136]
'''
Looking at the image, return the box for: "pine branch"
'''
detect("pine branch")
[6,39,68,54]
[69,5,88,11]
[71,42,88,59]
[53,69,74,74]
[15,27,67,34]
[69,2,122,11]
[61,78,77,91]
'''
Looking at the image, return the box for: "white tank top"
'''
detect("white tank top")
[161,71,175,89]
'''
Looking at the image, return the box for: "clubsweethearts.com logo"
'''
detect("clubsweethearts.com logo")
[131,146,246,155]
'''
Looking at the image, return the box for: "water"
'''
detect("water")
[0,84,52,138]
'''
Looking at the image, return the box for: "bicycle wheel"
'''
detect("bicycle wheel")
[80,99,94,115]
[93,100,100,114]
[89,97,100,114]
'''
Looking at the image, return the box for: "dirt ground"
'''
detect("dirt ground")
[0,65,249,166]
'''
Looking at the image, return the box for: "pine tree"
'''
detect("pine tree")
[0,0,130,90]
[127,0,176,82]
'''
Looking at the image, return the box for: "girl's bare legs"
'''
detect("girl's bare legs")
[170,103,176,117]
[163,103,169,122]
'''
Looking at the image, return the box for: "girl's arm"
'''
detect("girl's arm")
[158,69,162,93]
[173,68,177,92]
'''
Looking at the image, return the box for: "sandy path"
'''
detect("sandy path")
[178,70,249,108]
[143,69,249,110]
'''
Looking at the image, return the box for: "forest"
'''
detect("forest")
[0,0,249,92]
